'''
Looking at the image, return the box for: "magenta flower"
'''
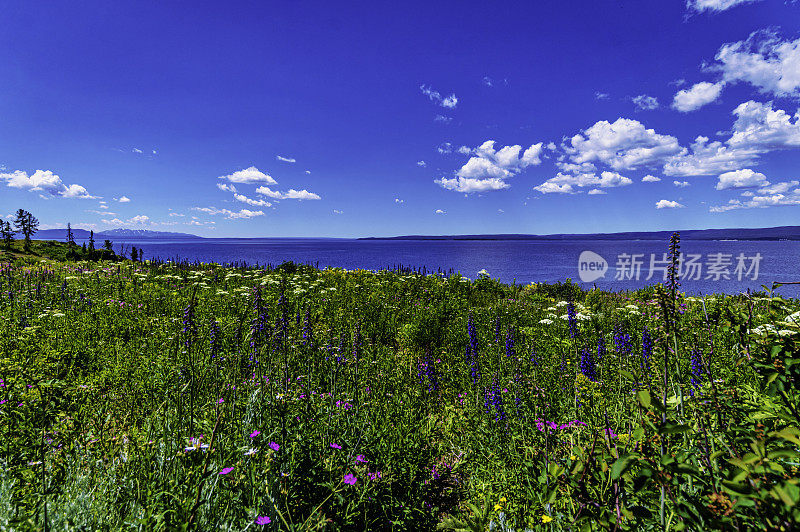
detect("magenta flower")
[255,516,272,525]
[355,454,366,463]
[217,398,224,404]
[269,441,280,451]
[218,467,234,475]
[330,443,342,449]
[343,473,357,485]
[250,430,261,438]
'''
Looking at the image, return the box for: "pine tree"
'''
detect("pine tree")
[66,223,75,247]
[131,247,139,262]
[0,220,14,250]
[13,209,39,252]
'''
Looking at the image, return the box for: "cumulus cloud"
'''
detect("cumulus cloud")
[333,209,343,214]
[132,148,143,154]
[673,180,691,188]
[457,145,472,155]
[594,92,610,100]
[710,192,800,211]
[434,209,446,214]
[757,180,799,194]
[588,189,607,195]
[686,0,760,12]
[672,81,725,112]
[437,142,453,154]
[254,186,321,200]
[716,168,769,189]
[655,199,685,209]
[420,85,458,108]
[663,135,756,176]
[395,198,404,204]
[416,161,426,167]
[276,155,296,163]
[565,118,685,171]
[533,171,633,194]
[102,214,150,226]
[632,95,659,111]
[727,100,800,151]
[117,196,131,203]
[642,174,662,182]
[0,169,97,199]
[218,166,277,184]
[714,30,800,99]
[234,193,273,207]
[437,140,543,193]
[193,207,265,219]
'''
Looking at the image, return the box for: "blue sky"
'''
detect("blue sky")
[1,0,799,237]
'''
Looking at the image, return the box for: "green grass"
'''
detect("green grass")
[0,255,798,531]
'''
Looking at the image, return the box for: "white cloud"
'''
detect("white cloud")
[565,118,685,171]
[588,188,607,195]
[687,0,760,12]
[716,168,769,189]
[0,169,97,199]
[710,192,800,211]
[102,214,150,226]
[642,174,661,182]
[437,142,453,154]
[117,195,131,203]
[434,209,446,214]
[193,207,265,219]
[132,148,143,154]
[663,135,756,176]
[395,198,404,204]
[672,81,725,112]
[534,171,633,194]
[438,140,543,193]
[61,184,98,199]
[655,199,685,209]
[483,76,493,87]
[420,85,458,109]
[305,170,311,174]
[333,209,343,215]
[757,180,799,194]
[435,176,510,193]
[218,166,277,184]
[727,100,800,151]
[217,183,238,193]
[673,180,691,188]
[276,155,296,163]
[416,160,427,167]
[169,212,185,217]
[234,193,273,207]
[632,95,659,111]
[457,145,472,155]
[594,92,609,100]
[714,30,800,99]
[434,115,453,123]
[254,186,321,200]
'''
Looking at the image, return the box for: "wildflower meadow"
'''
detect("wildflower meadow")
[1,237,799,530]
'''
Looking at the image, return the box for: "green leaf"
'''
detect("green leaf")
[611,454,637,480]
[637,390,651,409]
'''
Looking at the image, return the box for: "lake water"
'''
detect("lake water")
[101,238,800,297]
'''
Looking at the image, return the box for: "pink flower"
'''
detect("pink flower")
[250,430,261,438]
[355,454,366,463]
[343,473,357,485]
[330,443,342,449]
[218,467,234,475]
[255,516,271,525]
[269,441,280,452]
[217,398,224,404]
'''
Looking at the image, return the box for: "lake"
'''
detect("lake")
[95,238,800,297]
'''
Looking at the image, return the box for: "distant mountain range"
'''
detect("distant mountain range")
[34,228,202,240]
[360,226,800,241]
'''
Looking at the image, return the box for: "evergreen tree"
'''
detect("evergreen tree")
[13,209,39,252]
[0,220,14,250]
[88,230,95,252]
[131,247,139,262]
[66,223,75,246]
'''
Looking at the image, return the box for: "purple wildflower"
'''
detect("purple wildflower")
[343,473,357,485]
[218,467,234,475]
[269,441,280,452]
[255,516,272,525]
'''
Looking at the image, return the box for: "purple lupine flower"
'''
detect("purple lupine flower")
[580,347,597,382]
[530,346,539,366]
[567,302,578,339]
[641,326,653,375]
[689,348,702,396]
[505,328,515,358]
[596,335,607,366]
[613,323,632,357]
[494,316,501,342]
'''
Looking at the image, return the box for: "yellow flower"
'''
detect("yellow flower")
[542,514,553,523]
[494,504,502,511]
[570,455,576,460]
[499,497,507,503]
